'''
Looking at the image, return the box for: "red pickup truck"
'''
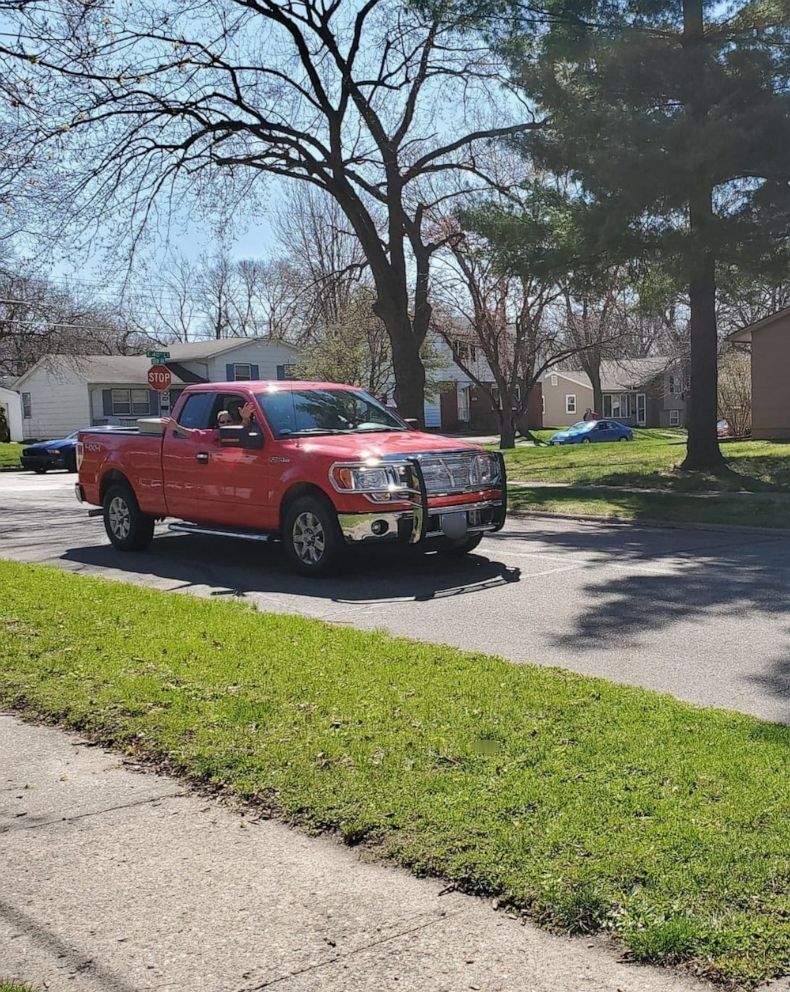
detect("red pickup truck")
[76,381,506,575]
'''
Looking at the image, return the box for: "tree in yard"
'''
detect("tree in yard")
[489,0,790,469]
[433,215,624,447]
[717,348,752,438]
[2,0,540,421]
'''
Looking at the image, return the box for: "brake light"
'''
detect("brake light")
[76,441,84,469]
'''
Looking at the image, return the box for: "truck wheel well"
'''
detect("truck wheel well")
[279,483,333,528]
[100,469,131,501]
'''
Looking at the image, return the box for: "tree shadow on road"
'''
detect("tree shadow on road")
[486,523,790,722]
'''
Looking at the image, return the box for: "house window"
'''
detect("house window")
[668,374,680,395]
[111,389,150,416]
[22,392,31,418]
[565,394,577,414]
[603,395,612,417]
[232,363,253,381]
[277,364,300,381]
[669,409,680,426]
[550,374,558,387]
[453,341,477,364]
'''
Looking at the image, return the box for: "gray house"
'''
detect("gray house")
[541,358,688,428]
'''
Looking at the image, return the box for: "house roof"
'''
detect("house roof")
[728,306,790,343]
[13,355,196,388]
[544,358,676,392]
[163,336,300,360]
[13,337,301,388]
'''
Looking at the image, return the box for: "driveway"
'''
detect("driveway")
[2,472,789,724]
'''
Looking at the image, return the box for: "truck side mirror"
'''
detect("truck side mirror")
[403,418,420,431]
[218,425,264,449]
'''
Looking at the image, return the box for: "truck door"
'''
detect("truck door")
[201,391,278,530]
[163,390,275,529]
[162,390,219,522]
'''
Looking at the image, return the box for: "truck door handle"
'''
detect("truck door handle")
[196,452,209,464]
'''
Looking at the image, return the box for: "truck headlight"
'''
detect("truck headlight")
[332,464,392,492]
[469,453,500,487]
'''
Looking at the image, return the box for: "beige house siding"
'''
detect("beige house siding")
[542,373,594,426]
[749,315,790,439]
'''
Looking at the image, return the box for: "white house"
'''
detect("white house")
[0,385,23,442]
[13,337,302,440]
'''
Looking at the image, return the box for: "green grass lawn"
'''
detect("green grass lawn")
[509,485,790,530]
[2,560,789,988]
[500,434,790,494]
[0,983,40,992]
[0,443,23,470]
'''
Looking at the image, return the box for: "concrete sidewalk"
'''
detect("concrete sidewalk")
[0,715,710,992]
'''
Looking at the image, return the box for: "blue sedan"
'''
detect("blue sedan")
[21,431,81,473]
[549,419,633,445]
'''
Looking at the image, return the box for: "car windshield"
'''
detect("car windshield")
[256,388,407,439]
[567,421,592,434]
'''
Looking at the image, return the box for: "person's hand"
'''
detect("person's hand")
[240,401,255,426]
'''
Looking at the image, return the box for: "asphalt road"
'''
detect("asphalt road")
[2,471,790,724]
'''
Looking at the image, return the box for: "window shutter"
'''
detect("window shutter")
[226,363,235,381]
[102,389,113,416]
[148,390,159,416]
[276,364,285,381]
[250,364,259,379]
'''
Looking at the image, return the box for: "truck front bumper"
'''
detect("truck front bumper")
[337,455,507,544]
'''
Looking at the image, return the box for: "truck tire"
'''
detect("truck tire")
[103,482,155,552]
[283,494,343,576]
[437,533,484,555]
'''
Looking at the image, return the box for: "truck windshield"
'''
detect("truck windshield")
[257,388,407,439]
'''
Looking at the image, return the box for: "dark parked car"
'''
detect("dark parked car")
[21,431,80,473]
[21,426,130,474]
[549,419,634,445]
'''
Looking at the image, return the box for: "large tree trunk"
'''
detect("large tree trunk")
[390,333,426,423]
[682,248,723,469]
[499,411,516,449]
[589,362,603,416]
[681,0,724,471]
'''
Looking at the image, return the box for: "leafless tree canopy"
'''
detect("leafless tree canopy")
[2,0,539,418]
[0,252,153,377]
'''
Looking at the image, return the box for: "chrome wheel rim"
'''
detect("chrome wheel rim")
[292,511,326,565]
[108,496,131,540]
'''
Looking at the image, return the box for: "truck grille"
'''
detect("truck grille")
[419,452,478,495]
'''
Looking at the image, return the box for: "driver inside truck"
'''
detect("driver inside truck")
[165,398,256,437]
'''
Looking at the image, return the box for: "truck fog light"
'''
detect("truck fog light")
[371,519,389,535]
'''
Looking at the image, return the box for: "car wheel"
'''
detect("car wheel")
[66,453,78,472]
[436,533,484,555]
[283,494,343,577]
[103,483,155,551]
[581,438,592,444]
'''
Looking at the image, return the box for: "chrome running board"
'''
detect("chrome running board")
[168,522,272,542]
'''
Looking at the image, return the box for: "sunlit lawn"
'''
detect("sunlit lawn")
[0,443,23,470]
[500,433,790,493]
[3,560,790,988]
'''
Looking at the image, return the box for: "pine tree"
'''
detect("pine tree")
[495,0,790,468]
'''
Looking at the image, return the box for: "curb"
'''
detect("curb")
[507,507,790,538]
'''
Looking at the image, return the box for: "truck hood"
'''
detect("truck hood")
[281,430,484,462]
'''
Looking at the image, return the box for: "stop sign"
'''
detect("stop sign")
[147,364,172,391]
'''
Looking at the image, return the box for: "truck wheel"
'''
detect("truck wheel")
[103,483,155,552]
[437,533,484,555]
[283,495,343,576]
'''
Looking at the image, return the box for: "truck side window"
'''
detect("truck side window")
[177,393,216,429]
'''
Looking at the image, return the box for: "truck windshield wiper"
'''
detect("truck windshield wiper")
[280,428,345,437]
